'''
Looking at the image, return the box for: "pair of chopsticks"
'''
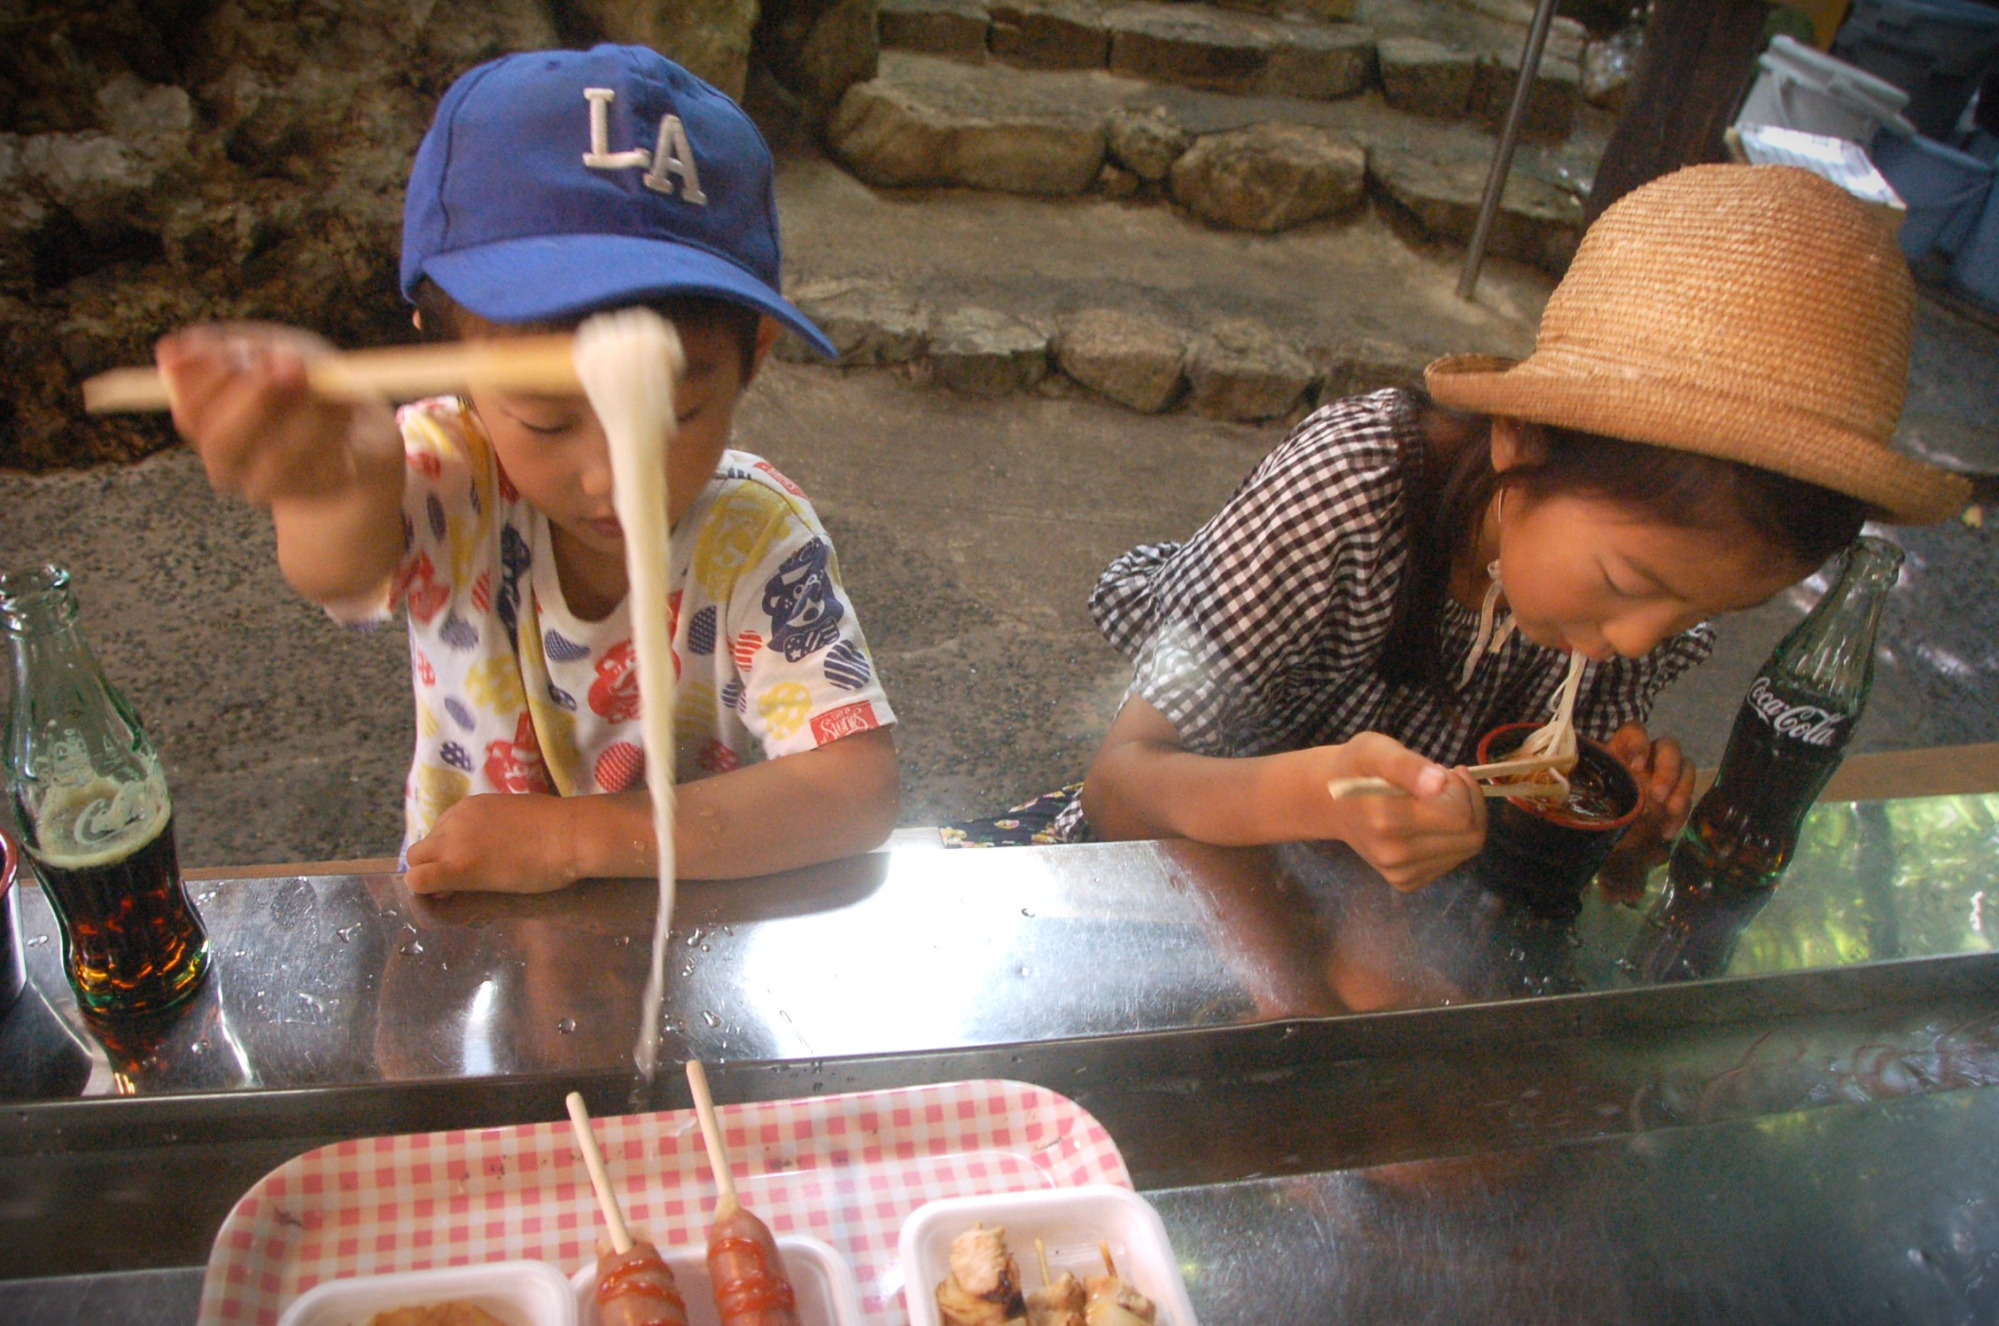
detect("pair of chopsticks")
[565,1061,741,1255]
[1327,751,1577,802]
[81,335,583,413]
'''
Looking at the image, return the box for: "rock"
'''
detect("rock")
[567,0,762,100]
[990,0,1111,69]
[931,306,1050,395]
[1106,4,1373,99]
[94,75,196,143]
[1368,144,1582,272]
[880,0,993,62]
[827,55,1108,195]
[1279,0,1356,19]
[1311,335,1431,398]
[1106,104,1192,180]
[1469,48,1580,140]
[1258,21,1375,100]
[782,277,933,365]
[1186,318,1315,421]
[1377,37,1476,119]
[1106,3,1271,94]
[1097,161,1141,197]
[755,0,882,119]
[1170,121,1365,232]
[1055,308,1185,411]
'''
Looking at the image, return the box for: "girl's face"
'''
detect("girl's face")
[1489,421,1816,661]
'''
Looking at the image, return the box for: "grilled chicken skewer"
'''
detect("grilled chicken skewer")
[936,1223,1029,1326]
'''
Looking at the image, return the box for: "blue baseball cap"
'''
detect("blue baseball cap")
[401,45,836,356]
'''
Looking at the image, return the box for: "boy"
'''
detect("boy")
[157,45,899,893]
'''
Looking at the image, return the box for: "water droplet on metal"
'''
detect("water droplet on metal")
[26,934,47,948]
[556,1017,577,1034]
[1017,965,1031,978]
[613,935,632,947]
[197,890,219,903]
[679,960,696,977]
[337,922,364,943]
[698,943,711,952]
[701,1010,721,1028]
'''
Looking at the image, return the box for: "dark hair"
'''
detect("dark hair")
[410,279,765,380]
[1381,396,1868,692]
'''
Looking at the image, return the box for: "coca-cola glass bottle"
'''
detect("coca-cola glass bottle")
[0,565,209,1016]
[1668,535,1904,894]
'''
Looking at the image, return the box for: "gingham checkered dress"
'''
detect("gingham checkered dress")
[1050,389,1713,841]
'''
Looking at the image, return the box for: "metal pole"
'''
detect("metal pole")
[1457,0,1562,300]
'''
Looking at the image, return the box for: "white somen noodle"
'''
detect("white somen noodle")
[573,308,684,1086]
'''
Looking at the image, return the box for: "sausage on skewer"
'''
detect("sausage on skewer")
[565,1092,691,1326]
[1083,1242,1155,1326]
[596,1239,692,1326]
[685,1061,802,1326]
[936,1223,1028,1326]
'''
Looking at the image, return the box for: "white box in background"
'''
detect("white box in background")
[899,1185,1199,1326]
[278,1260,579,1326]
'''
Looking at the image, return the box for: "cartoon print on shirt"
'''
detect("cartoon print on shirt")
[758,681,813,741]
[590,641,641,723]
[595,740,646,792]
[401,551,449,625]
[764,538,845,662]
[496,524,531,640]
[484,712,552,793]
[823,639,872,690]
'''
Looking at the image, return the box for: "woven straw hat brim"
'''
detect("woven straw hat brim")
[1426,165,1972,525]
[1426,351,1970,525]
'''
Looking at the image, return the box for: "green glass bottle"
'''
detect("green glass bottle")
[1668,535,1904,894]
[1,565,208,1016]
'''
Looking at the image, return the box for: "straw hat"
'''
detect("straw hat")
[1426,163,1970,524]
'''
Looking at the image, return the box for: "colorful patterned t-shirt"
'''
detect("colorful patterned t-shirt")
[346,398,895,852]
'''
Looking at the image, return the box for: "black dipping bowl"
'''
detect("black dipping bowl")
[0,832,21,1014]
[1472,723,1642,919]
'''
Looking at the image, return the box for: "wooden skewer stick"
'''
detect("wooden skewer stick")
[565,1091,634,1256]
[685,1060,740,1221]
[1099,1240,1119,1278]
[1035,1237,1055,1288]
[81,334,582,413]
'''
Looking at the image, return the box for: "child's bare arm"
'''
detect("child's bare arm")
[157,326,405,605]
[1081,695,1485,890]
[403,727,901,893]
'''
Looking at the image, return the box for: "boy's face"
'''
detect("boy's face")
[464,315,778,561]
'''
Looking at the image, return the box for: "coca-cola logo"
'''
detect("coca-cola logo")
[1745,677,1847,747]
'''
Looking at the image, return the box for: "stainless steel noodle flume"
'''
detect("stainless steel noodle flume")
[4,791,1999,1319]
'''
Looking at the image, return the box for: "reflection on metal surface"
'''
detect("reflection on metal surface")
[1149,1085,1999,1324]
[2,793,1997,1102]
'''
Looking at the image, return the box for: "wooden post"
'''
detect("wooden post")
[1584,0,1775,226]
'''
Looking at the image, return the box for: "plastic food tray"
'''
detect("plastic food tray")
[200,1079,1131,1326]
[899,1186,1200,1326]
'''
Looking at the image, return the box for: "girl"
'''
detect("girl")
[986,165,1970,890]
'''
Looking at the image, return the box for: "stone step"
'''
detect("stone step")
[774,275,1451,423]
[827,51,1589,263]
[880,0,1583,132]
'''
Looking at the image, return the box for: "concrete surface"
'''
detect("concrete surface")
[4,151,1998,868]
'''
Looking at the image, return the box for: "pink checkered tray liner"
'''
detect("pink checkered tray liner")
[199,1078,1131,1326]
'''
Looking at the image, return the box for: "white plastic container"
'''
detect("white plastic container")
[277,1259,578,1326]
[568,1234,862,1326]
[899,1186,1199,1326]
[1737,34,1918,143]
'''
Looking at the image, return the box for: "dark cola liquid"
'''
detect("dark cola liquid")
[1670,677,1849,892]
[32,815,209,1015]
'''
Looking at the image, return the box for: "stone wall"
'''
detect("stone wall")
[0,0,872,472]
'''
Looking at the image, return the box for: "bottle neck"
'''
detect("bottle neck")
[0,566,82,641]
[1775,535,1903,699]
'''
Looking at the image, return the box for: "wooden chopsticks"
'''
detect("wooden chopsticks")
[1327,751,1579,802]
[81,334,582,413]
